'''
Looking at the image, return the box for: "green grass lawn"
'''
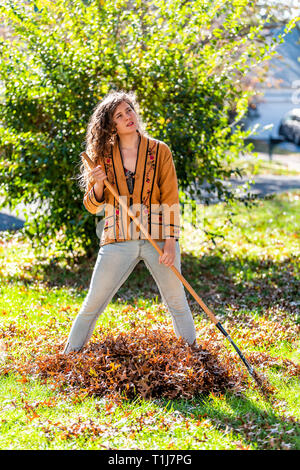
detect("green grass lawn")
[0,190,299,450]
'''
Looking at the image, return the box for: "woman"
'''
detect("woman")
[63,91,197,353]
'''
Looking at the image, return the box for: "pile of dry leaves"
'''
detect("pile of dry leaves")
[23,326,247,399]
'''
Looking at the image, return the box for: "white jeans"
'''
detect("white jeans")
[63,239,197,353]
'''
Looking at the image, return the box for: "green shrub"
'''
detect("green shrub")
[0,0,297,256]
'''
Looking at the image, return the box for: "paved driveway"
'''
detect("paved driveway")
[0,198,37,232]
[226,174,300,197]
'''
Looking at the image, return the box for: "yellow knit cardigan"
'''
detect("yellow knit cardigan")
[83,130,181,247]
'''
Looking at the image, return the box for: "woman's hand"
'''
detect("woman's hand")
[159,238,176,267]
[90,164,107,185]
[89,164,107,202]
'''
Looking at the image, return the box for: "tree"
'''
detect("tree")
[0,0,298,257]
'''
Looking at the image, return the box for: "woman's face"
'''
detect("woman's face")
[112,101,138,136]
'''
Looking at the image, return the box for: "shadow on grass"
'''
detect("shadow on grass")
[5,243,299,316]
[178,251,299,315]
[157,391,300,450]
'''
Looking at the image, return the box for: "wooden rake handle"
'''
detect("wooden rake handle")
[81,151,219,326]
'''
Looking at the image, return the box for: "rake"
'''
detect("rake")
[80,151,266,387]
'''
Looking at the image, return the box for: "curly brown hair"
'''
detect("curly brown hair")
[78,90,148,191]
